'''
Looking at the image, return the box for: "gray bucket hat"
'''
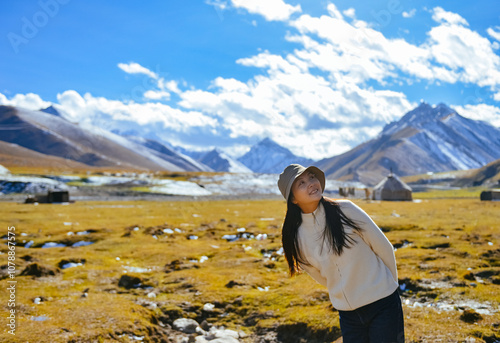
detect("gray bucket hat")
[277,164,325,201]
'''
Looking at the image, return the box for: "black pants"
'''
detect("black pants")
[338,290,405,343]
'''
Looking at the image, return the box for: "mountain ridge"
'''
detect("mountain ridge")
[0,105,210,172]
[238,138,315,174]
[317,102,500,186]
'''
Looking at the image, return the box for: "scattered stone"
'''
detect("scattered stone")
[460,309,483,323]
[422,242,451,250]
[122,224,143,237]
[244,311,274,326]
[203,303,215,312]
[225,280,245,288]
[58,258,86,269]
[173,318,200,334]
[200,320,211,331]
[232,296,243,306]
[463,272,476,281]
[33,297,42,304]
[481,249,500,266]
[21,255,35,261]
[193,326,241,343]
[165,260,200,273]
[20,263,59,277]
[144,225,168,236]
[118,274,145,289]
[393,240,412,249]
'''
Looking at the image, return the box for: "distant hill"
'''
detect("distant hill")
[198,149,252,173]
[453,158,500,188]
[126,136,210,172]
[174,147,252,173]
[238,138,315,174]
[317,103,500,186]
[0,105,209,172]
[0,140,94,171]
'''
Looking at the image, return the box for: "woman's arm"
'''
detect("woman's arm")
[340,200,398,282]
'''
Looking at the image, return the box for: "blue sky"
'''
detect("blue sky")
[1,0,499,159]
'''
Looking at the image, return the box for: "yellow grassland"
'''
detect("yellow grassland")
[0,198,498,342]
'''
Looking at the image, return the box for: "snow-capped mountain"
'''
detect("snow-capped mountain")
[317,102,500,186]
[126,136,211,172]
[0,105,209,172]
[198,149,252,173]
[238,138,315,174]
[175,147,252,173]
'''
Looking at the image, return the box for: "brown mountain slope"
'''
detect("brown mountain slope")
[453,158,500,187]
[0,106,182,172]
[0,140,117,173]
[317,127,458,186]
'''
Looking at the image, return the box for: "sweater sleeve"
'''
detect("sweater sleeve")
[341,201,398,283]
[300,263,327,287]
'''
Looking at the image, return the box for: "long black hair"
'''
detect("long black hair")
[281,195,363,276]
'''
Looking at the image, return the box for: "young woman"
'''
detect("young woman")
[277,164,405,343]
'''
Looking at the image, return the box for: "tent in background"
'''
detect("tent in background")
[372,173,412,201]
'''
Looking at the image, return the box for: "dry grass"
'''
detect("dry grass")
[0,198,499,342]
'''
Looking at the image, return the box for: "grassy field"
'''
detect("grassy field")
[1,197,499,342]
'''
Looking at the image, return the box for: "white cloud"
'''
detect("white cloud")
[343,8,355,19]
[118,62,159,79]
[432,7,468,26]
[168,4,500,158]
[179,48,414,159]
[55,90,217,132]
[231,0,301,21]
[212,77,250,92]
[454,104,500,127]
[487,27,500,42]
[144,90,170,100]
[0,92,51,110]
[402,9,416,18]
[285,5,500,91]
[205,0,227,11]
[426,18,500,87]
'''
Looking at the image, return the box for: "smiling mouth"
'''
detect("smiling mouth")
[310,189,319,195]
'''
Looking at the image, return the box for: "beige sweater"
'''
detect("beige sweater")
[298,200,398,311]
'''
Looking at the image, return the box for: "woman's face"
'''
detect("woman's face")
[291,171,323,213]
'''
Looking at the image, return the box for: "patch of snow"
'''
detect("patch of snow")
[123,266,153,273]
[0,174,68,194]
[41,242,67,248]
[72,241,94,247]
[0,164,10,175]
[62,262,83,269]
[199,256,209,263]
[149,179,212,196]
